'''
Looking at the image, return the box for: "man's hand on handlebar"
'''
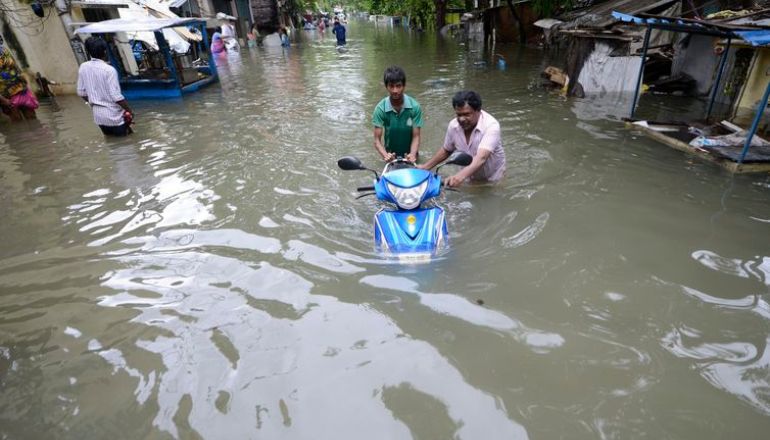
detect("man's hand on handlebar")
[446,174,464,188]
[382,152,396,162]
[405,152,417,163]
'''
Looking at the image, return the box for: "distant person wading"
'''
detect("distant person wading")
[77,37,134,137]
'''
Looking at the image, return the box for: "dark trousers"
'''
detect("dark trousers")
[99,123,131,137]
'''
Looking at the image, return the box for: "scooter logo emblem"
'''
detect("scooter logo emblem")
[407,214,416,225]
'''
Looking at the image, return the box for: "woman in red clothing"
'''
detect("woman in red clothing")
[0,36,38,121]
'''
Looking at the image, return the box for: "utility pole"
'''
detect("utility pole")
[55,0,87,64]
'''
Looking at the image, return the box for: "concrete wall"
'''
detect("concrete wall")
[2,3,80,94]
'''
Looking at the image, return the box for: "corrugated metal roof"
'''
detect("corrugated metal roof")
[612,11,770,45]
[558,0,679,28]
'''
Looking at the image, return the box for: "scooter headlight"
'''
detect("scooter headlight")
[386,180,428,210]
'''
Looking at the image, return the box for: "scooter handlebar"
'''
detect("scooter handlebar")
[357,186,375,192]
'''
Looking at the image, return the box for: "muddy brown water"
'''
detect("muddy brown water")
[1,20,770,439]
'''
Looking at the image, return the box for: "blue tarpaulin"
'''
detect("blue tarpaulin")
[733,30,770,46]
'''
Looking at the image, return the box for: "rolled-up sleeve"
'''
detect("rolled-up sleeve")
[477,120,501,152]
[108,68,125,102]
[76,66,86,98]
[411,104,423,128]
[372,105,385,128]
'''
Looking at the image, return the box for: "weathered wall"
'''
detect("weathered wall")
[251,0,279,32]
[486,4,538,44]
[733,48,770,130]
[1,3,80,94]
[671,34,720,96]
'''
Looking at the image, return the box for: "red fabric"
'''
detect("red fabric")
[10,88,39,110]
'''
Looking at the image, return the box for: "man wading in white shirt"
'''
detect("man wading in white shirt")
[418,90,506,187]
[77,37,134,136]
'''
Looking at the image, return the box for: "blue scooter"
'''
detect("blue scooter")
[338,153,472,262]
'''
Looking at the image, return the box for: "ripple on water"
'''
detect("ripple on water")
[360,274,564,353]
[93,240,530,438]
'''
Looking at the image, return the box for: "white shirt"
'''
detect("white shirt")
[221,23,236,39]
[442,110,506,181]
[77,58,126,127]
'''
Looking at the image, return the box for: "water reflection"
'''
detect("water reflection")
[98,229,529,438]
[657,249,770,415]
[361,274,564,352]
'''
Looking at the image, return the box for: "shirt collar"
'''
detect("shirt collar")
[384,95,413,113]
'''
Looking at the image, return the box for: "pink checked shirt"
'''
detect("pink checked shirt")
[442,109,505,181]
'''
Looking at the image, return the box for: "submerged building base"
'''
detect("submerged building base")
[626,120,770,174]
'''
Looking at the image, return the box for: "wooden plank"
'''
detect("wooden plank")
[626,122,770,174]
[719,120,744,133]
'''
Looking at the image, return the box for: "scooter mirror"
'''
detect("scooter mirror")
[338,156,365,170]
[445,152,473,167]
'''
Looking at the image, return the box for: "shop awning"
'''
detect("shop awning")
[74,17,201,34]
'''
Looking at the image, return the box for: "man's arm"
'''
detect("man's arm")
[417,147,451,171]
[116,99,131,113]
[406,126,420,162]
[76,69,88,102]
[406,104,423,162]
[373,126,394,162]
[446,148,492,187]
[372,105,394,162]
[447,121,501,187]
[109,69,132,114]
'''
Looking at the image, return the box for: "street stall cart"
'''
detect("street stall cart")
[75,17,218,100]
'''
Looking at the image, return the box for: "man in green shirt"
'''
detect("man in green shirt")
[372,66,423,162]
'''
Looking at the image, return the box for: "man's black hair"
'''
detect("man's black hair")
[85,36,108,60]
[383,65,406,86]
[452,90,482,111]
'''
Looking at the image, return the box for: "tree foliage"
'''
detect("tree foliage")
[531,0,573,17]
[344,0,571,29]
[346,0,464,30]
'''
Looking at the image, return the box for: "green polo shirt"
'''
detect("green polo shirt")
[372,94,423,156]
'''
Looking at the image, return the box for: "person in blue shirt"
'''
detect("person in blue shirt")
[332,18,346,46]
[279,27,290,47]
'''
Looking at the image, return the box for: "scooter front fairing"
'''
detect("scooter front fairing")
[374,206,447,258]
[337,153,472,262]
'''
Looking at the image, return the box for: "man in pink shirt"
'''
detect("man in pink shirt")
[419,90,505,187]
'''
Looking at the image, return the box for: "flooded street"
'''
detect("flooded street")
[2,20,770,439]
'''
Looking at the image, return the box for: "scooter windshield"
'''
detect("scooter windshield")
[382,168,431,187]
[377,168,437,210]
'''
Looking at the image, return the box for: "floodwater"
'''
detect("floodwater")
[2,20,770,439]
